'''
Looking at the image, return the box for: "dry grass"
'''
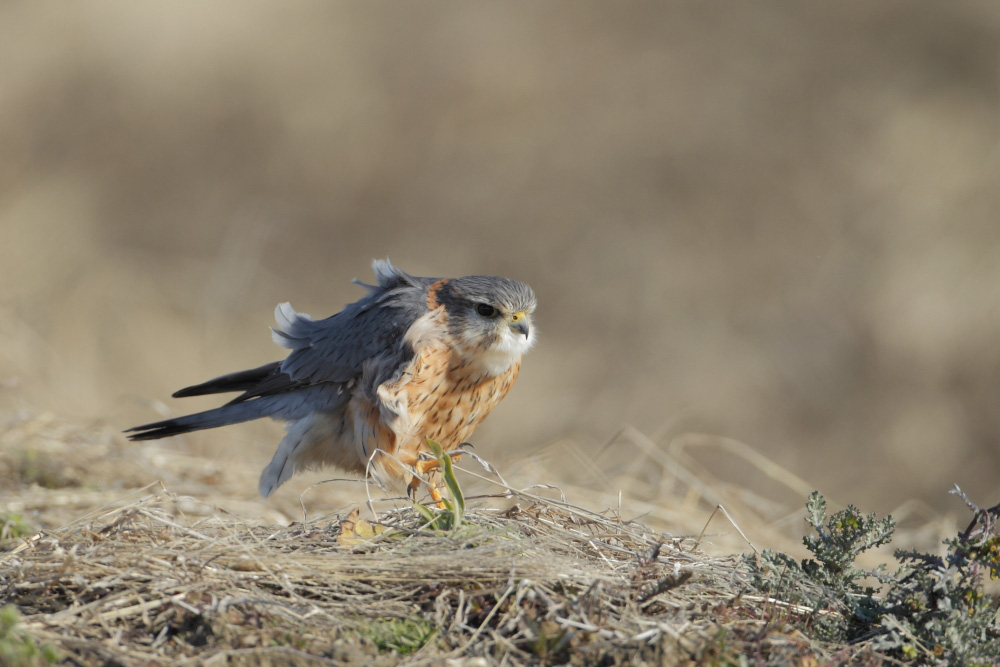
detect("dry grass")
[0,412,966,665]
[5,486,739,666]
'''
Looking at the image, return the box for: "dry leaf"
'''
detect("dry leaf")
[337,507,387,545]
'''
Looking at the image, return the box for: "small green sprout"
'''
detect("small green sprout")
[412,439,465,532]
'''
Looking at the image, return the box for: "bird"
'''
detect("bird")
[126,259,537,500]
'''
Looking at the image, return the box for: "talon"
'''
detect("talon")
[410,447,461,509]
[409,473,448,509]
[415,449,462,474]
[415,457,438,474]
[429,485,445,508]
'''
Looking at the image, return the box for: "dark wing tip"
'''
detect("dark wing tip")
[124,419,189,441]
[169,362,283,399]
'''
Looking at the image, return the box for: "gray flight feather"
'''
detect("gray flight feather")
[270,260,434,387]
[124,385,347,441]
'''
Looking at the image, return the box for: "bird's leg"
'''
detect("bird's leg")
[408,470,445,508]
[416,449,464,472]
[410,450,464,509]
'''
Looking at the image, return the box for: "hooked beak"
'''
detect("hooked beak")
[509,312,530,339]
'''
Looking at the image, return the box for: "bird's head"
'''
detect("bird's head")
[436,275,537,376]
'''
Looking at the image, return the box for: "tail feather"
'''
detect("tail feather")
[126,384,346,443]
[125,400,273,441]
[171,362,281,398]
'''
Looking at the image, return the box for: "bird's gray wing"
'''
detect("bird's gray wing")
[270,259,434,386]
[175,260,433,407]
[126,260,435,445]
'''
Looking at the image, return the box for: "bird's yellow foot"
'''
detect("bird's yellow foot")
[408,473,446,508]
[409,451,463,509]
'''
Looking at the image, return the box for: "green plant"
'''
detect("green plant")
[872,489,1000,665]
[412,439,465,532]
[747,491,895,641]
[1,514,32,542]
[0,606,59,666]
[746,490,1000,665]
[357,617,437,655]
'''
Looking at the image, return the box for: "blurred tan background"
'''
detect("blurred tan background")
[2,1,999,516]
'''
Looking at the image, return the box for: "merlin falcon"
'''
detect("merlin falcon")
[126,259,537,498]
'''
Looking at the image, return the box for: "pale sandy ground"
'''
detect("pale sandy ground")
[2,1,1000,532]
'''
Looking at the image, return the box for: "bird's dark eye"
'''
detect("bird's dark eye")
[476,303,498,318]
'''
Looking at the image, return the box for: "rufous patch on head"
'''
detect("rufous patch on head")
[426,279,451,309]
